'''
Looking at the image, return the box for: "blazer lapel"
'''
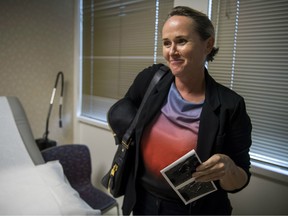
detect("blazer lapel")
[138,72,174,128]
[196,71,220,161]
[197,103,219,161]
[134,71,173,177]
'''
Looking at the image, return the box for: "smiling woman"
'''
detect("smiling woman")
[106,6,252,216]
[161,15,212,103]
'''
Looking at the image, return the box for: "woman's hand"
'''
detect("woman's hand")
[192,154,248,191]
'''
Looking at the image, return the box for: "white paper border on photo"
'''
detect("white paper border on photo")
[160,149,217,205]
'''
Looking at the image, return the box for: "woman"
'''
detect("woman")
[120,6,252,215]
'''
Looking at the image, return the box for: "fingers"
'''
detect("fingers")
[197,154,223,171]
[192,154,229,182]
[194,170,225,182]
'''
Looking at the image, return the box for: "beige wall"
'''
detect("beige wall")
[0,0,74,145]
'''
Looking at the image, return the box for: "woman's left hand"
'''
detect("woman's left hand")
[192,154,248,190]
[192,154,234,182]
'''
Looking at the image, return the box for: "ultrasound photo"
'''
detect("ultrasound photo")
[163,153,200,187]
[178,181,217,202]
[161,150,217,204]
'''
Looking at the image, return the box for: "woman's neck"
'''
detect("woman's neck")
[175,70,206,103]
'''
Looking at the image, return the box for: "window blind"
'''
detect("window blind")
[209,0,288,170]
[81,0,173,121]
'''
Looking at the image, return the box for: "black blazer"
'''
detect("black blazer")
[121,64,252,215]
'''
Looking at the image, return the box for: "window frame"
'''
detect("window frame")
[79,0,173,126]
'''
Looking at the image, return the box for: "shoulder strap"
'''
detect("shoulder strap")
[121,65,169,148]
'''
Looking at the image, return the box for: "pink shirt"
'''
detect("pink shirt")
[140,82,203,199]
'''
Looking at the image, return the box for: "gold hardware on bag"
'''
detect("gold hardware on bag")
[111,164,118,176]
[108,164,119,193]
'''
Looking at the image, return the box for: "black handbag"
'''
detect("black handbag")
[101,65,169,198]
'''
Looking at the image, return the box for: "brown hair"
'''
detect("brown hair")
[166,6,219,62]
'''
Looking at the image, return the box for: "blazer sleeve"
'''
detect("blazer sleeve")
[224,96,252,192]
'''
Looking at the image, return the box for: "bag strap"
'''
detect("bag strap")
[121,65,169,149]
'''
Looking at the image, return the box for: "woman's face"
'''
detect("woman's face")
[162,15,213,77]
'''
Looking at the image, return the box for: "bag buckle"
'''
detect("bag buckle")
[121,138,132,149]
[110,164,118,176]
[108,164,118,193]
